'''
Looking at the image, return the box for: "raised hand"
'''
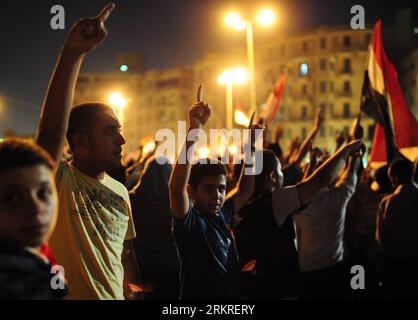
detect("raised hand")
[309,146,323,165]
[63,3,115,56]
[343,139,365,158]
[248,112,264,147]
[336,131,345,149]
[188,84,211,129]
[349,114,364,141]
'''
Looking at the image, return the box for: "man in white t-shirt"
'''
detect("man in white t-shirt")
[35,3,141,299]
[270,141,363,299]
[292,156,360,299]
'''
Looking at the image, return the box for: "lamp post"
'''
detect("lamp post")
[225,9,276,115]
[217,67,248,130]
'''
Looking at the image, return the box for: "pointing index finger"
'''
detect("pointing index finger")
[248,112,255,129]
[97,2,116,23]
[197,84,203,103]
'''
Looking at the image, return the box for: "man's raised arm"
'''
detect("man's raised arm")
[36,3,115,166]
[296,139,364,205]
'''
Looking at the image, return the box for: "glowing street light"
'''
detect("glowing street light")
[256,9,276,26]
[225,12,246,31]
[218,67,248,130]
[234,109,250,127]
[225,8,276,114]
[108,92,127,126]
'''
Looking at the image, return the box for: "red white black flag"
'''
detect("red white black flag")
[362,19,418,162]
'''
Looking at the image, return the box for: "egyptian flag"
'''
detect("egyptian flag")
[362,19,418,162]
[259,73,286,126]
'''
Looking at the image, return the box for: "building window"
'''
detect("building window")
[300,63,309,76]
[302,41,308,53]
[343,58,352,73]
[343,81,351,93]
[320,37,327,49]
[343,35,351,47]
[319,59,327,71]
[343,103,351,118]
[302,84,308,95]
[320,81,327,93]
[301,106,307,120]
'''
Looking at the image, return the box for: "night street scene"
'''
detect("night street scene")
[0,0,418,306]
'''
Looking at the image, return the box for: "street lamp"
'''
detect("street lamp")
[217,67,248,130]
[108,92,127,126]
[225,8,276,114]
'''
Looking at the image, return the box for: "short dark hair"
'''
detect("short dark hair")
[0,138,55,173]
[189,158,228,189]
[375,165,392,193]
[66,103,112,150]
[389,158,414,185]
[254,149,279,191]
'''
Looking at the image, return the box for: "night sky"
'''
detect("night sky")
[0,0,414,136]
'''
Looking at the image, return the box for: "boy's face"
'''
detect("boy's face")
[0,164,58,248]
[189,174,227,216]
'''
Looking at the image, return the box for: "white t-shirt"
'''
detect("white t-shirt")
[292,170,357,272]
[272,186,301,226]
[49,160,136,300]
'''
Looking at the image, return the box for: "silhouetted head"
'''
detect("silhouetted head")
[254,149,284,195]
[388,158,414,188]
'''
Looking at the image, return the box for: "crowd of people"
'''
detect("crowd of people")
[1,3,417,300]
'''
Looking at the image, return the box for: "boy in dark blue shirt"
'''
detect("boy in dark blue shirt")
[169,85,262,299]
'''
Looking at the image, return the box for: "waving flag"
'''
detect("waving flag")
[259,73,286,126]
[362,19,418,163]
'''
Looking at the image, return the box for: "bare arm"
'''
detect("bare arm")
[292,105,324,167]
[36,3,115,167]
[169,85,211,219]
[296,139,364,205]
[122,240,142,300]
[228,113,263,213]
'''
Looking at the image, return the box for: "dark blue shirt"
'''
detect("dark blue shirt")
[172,199,239,299]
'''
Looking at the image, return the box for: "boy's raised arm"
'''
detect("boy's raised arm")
[36,3,115,166]
[169,85,211,219]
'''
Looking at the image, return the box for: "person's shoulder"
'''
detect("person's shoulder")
[55,159,76,184]
[104,173,130,198]
[172,201,196,227]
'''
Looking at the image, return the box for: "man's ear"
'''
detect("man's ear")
[187,184,195,199]
[269,170,276,183]
[73,134,89,150]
